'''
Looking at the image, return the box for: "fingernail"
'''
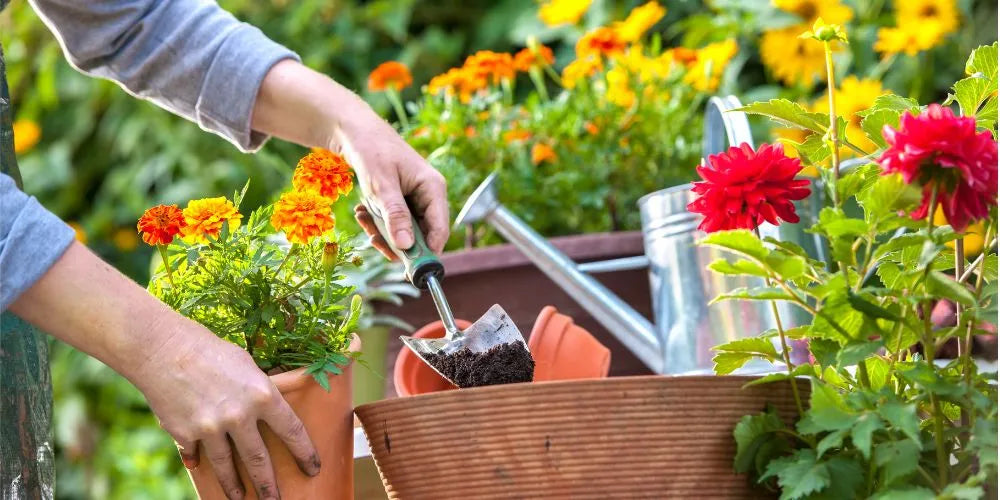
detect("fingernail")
[229,488,245,500]
[311,456,322,476]
[180,455,199,470]
[394,230,413,247]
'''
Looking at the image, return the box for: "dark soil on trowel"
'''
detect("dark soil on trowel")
[425,342,535,388]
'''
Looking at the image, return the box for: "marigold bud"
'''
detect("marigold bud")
[322,242,339,272]
[351,254,364,267]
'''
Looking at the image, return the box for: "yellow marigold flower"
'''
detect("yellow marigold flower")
[683,39,738,92]
[368,61,413,92]
[874,23,946,58]
[531,143,557,165]
[935,207,985,256]
[539,0,591,26]
[513,45,555,72]
[895,0,958,36]
[427,67,484,103]
[605,66,636,108]
[293,149,354,201]
[181,197,242,243]
[814,76,886,127]
[561,56,603,88]
[773,0,853,25]
[113,227,139,251]
[271,190,335,245]
[760,26,827,86]
[613,1,666,43]
[463,51,515,85]
[576,27,626,59]
[12,119,41,154]
[503,129,532,143]
[68,222,87,245]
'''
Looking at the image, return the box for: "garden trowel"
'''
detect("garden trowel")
[359,195,528,385]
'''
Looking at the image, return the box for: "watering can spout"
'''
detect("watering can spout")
[456,173,664,373]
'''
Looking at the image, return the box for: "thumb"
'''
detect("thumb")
[377,184,415,250]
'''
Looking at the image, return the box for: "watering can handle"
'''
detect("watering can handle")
[360,196,444,290]
[702,96,754,158]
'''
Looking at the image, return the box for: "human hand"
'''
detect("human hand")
[335,111,449,259]
[137,321,319,500]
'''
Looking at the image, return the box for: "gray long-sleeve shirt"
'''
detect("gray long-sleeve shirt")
[1,0,299,309]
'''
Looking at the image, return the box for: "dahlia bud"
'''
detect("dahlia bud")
[322,242,339,272]
[799,18,848,43]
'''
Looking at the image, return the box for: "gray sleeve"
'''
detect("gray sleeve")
[0,174,75,310]
[28,0,300,152]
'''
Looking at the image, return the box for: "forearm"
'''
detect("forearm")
[8,242,211,388]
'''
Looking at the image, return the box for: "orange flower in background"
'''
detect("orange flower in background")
[683,39,738,92]
[463,51,516,85]
[514,45,555,72]
[669,47,699,67]
[576,27,626,59]
[293,149,354,201]
[531,143,557,165]
[113,227,140,251]
[561,56,603,88]
[465,126,478,138]
[503,129,532,143]
[427,67,484,103]
[68,222,87,245]
[584,121,599,136]
[270,190,335,245]
[13,119,41,154]
[137,204,186,246]
[180,196,242,243]
[368,61,413,92]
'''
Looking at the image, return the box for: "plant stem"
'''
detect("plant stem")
[275,245,297,276]
[955,238,965,358]
[529,67,550,102]
[157,245,176,289]
[823,41,841,207]
[961,222,994,427]
[924,193,949,487]
[386,88,410,129]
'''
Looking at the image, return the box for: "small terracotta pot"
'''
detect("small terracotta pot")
[529,305,611,381]
[356,376,807,499]
[188,335,361,500]
[393,319,472,397]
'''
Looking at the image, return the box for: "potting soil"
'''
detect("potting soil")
[425,342,534,388]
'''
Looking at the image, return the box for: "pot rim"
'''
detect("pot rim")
[269,333,361,394]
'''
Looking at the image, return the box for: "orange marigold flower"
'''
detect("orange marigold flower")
[531,143,558,165]
[368,61,413,92]
[180,196,242,243]
[270,190,335,245]
[427,67,484,103]
[514,45,555,72]
[669,47,699,67]
[13,119,41,154]
[465,126,478,138]
[503,129,533,143]
[463,51,516,85]
[576,27,626,59]
[137,204,186,246]
[68,222,87,245]
[293,149,355,201]
[584,121,599,135]
[561,56,604,88]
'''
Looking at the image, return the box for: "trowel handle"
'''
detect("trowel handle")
[360,197,444,290]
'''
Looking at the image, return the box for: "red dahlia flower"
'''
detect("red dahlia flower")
[879,104,998,232]
[687,143,811,233]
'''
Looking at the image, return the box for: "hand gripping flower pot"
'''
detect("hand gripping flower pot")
[188,334,361,500]
[356,375,808,498]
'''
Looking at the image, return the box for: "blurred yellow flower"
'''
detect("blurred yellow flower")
[816,76,886,126]
[760,26,827,86]
[683,39,737,92]
[561,56,603,88]
[271,190,335,245]
[874,22,946,58]
[605,66,636,108]
[773,127,811,159]
[531,143,558,165]
[13,120,41,154]
[935,206,986,256]
[538,0,591,26]
[576,27,626,59]
[181,197,243,243]
[896,0,958,35]
[113,227,140,251]
[68,222,87,245]
[613,1,666,43]
[773,0,852,25]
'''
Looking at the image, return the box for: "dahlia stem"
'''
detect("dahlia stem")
[961,222,993,431]
[924,191,950,487]
[955,237,965,358]
[385,89,410,129]
[822,40,842,208]
[157,244,176,289]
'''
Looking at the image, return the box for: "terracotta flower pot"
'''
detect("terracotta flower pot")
[529,305,611,381]
[188,335,361,500]
[393,319,473,397]
[356,376,806,499]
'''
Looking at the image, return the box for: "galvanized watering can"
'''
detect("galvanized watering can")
[455,96,826,375]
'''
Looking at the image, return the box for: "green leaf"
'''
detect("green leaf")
[780,132,831,165]
[869,487,935,500]
[814,207,869,239]
[850,412,884,460]
[978,254,998,282]
[926,270,976,306]
[808,338,840,368]
[766,253,807,280]
[837,163,879,202]
[847,291,900,320]
[857,174,922,223]
[818,456,864,499]
[898,363,965,397]
[873,233,928,260]
[877,401,921,445]
[874,439,921,485]
[857,94,921,118]
[760,449,831,500]
[708,258,769,277]
[860,109,902,149]
[700,230,769,261]
[742,364,815,387]
[737,99,829,134]
[733,408,789,474]
[711,287,797,304]
[714,337,780,358]
[713,352,754,375]
[940,482,986,500]
[953,43,999,120]
[836,340,883,368]
[816,428,848,458]
[800,381,855,434]
[969,417,998,469]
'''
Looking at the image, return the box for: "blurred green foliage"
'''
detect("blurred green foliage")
[0,0,996,497]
